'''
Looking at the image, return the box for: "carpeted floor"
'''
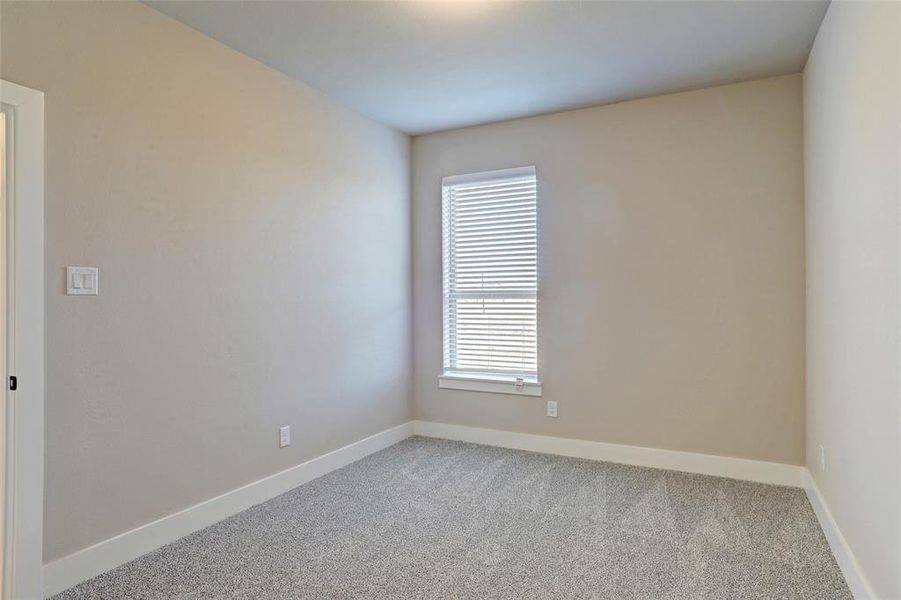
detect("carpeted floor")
[55,437,851,599]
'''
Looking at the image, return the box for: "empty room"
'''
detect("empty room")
[0,0,898,598]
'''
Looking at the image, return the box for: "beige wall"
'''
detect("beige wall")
[413,75,805,465]
[803,2,901,598]
[0,1,412,562]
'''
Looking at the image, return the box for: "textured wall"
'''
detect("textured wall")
[413,75,805,465]
[1,1,411,562]
[803,2,901,597]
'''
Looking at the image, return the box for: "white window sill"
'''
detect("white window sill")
[438,374,543,397]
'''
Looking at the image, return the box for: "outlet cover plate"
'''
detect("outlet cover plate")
[279,425,291,448]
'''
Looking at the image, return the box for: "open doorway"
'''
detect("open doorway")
[1,80,44,600]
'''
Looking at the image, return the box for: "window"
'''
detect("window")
[440,166,541,396]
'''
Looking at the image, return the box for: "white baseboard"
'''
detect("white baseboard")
[413,420,804,487]
[803,470,877,600]
[42,422,415,598]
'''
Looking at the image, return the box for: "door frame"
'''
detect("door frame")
[1,80,45,600]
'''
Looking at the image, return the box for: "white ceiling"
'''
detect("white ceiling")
[146,1,828,135]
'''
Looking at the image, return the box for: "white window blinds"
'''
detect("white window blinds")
[442,166,538,381]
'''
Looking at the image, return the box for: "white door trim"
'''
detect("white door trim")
[1,79,45,600]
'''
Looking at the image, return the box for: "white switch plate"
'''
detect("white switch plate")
[546,400,558,418]
[67,266,99,295]
[279,425,291,448]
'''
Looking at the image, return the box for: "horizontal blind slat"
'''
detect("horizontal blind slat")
[443,168,538,376]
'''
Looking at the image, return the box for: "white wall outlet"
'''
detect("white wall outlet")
[546,400,558,418]
[819,444,826,472]
[66,266,99,295]
[279,425,291,448]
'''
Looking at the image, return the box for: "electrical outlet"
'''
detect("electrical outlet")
[546,400,558,418]
[819,445,826,472]
[279,425,291,448]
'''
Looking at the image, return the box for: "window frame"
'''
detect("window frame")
[438,166,542,397]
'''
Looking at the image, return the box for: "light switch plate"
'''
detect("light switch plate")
[67,266,99,295]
